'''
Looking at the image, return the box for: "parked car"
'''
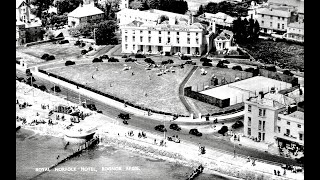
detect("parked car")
[86,104,97,111]
[135,54,146,58]
[154,125,167,132]
[38,85,47,91]
[189,128,202,136]
[232,65,243,71]
[92,58,103,63]
[180,55,191,60]
[41,53,50,60]
[216,61,228,68]
[99,54,109,60]
[202,62,212,66]
[218,126,228,135]
[125,58,137,62]
[58,40,69,44]
[169,123,181,131]
[185,60,196,65]
[108,57,119,62]
[122,55,128,58]
[219,59,230,64]
[167,59,174,64]
[118,113,130,120]
[65,60,75,66]
[231,121,244,129]
[144,58,155,64]
[51,86,61,92]
[81,49,88,55]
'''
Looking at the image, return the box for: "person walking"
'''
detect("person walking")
[274,169,277,175]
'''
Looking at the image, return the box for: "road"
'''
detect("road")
[16,69,302,167]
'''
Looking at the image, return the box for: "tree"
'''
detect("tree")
[159,15,169,24]
[147,0,160,9]
[196,5,204,16]
[130,0,143,10]
[96,0,120,20]
[95,20,118,45]
[56,0,82,15]
[31,0,54,17]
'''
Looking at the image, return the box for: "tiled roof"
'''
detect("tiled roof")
[288,22,304,29]
[257,7,291,17]
[288,111,304,120]
[68,3,104,18]
[215,30,233,40]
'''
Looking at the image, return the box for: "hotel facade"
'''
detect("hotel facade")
[120,21,206,56]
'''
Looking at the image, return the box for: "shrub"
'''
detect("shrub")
[41,53,50,60]
[88,46,93,51]
[92,58,103,63]
[58,40,69,44]
[218,126,228,135]
[167,59,174,64]
[244,67,254,73]
[74,40,81,46]
[122,55,128,58]
[125,58,136,62]
[144,58,155,64]
[283,70,294,76]
[161,60,169,65]
[38,85,47,91]
[80,42,86,47]
[216,61,228,68]
[46,55,55,61]
[200,57,210,62]
[265,65,277,72]
[232,65,243,71]
[81,49,88,55]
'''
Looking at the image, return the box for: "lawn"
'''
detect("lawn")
[17,42,90,60]
[239,40,304,70]
[47,62,193,115]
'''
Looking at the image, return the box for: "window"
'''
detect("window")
[278,23,280,29]
[196,38,199,44]
[124,30,128,34]
[177,32,179,35]
[140,36,143,42]
[258,120,262,130]
[133,30,135,34]
[278,126,281,133]
[177,38,179,44]
[248,105,251,112]
[270,22,272,27]
[133,45,135,50]
[148,31,151,34]
[261,20,264,25]
[167,37,170,43]
[248,128,251,136]
[282,24,284,29]
[270,16,273,20]
[297,124,301,128]
[158,46,162,51]
[148,37,151,43]
[140,30,143,34]
[262,14,264,18]
[259,109,262,116]
[282,17,285,20]
[278,117,281,121]
[263,109,266,116]
[187,38,190,44]
[286,129,290,135]
[287,121,290,125]
[168,31,170,35]
[248,117,251,126]
[262,121,265,131]
[132,36,135,42]
[159,37,161,43]
[125,36,128,42]
[196,32,198,36]
[159,31,161,34]
[125,44,128,50]
[187,32,190,36]
[278,17,280,20]
[299,133,303,141]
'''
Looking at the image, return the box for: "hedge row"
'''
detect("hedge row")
[38,69,188,118]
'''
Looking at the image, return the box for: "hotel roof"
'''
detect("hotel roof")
[68,3,104,18]
[257,7,291,17]
[248,92,296,109]
[287,110,304,120]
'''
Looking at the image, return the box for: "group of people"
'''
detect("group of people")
[40,104,50,110]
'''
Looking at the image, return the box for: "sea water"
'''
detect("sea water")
[16,128,230,180]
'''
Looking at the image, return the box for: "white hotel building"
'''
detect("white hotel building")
[120,20,206,55]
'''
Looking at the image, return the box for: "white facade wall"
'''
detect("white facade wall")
[121,27,203,55]
[244,100,285,143]
[117,11,158,26]
[257,13,290,34]
[277,114,304,145]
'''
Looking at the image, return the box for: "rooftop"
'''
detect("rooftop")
[288,22,304,29]
[287,110,304,120]
[68,3,104,18]
[268,0,304,13]
[257,7,291,17]
[215,30,233,41]
[16,0,28,9]
[248,92,296,109]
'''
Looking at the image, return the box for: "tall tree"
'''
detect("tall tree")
[130,0,143,10]
[56,0,82,15]
[97,0,120,20]
[196,5,204,16]
[147,0,160,9]
[95,20,118,45]
[31,0,54,17]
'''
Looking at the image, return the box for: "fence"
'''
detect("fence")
[259,69,298,86]
[37,69,188,118]
[24,37,65,47]
[184,87,230,108]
